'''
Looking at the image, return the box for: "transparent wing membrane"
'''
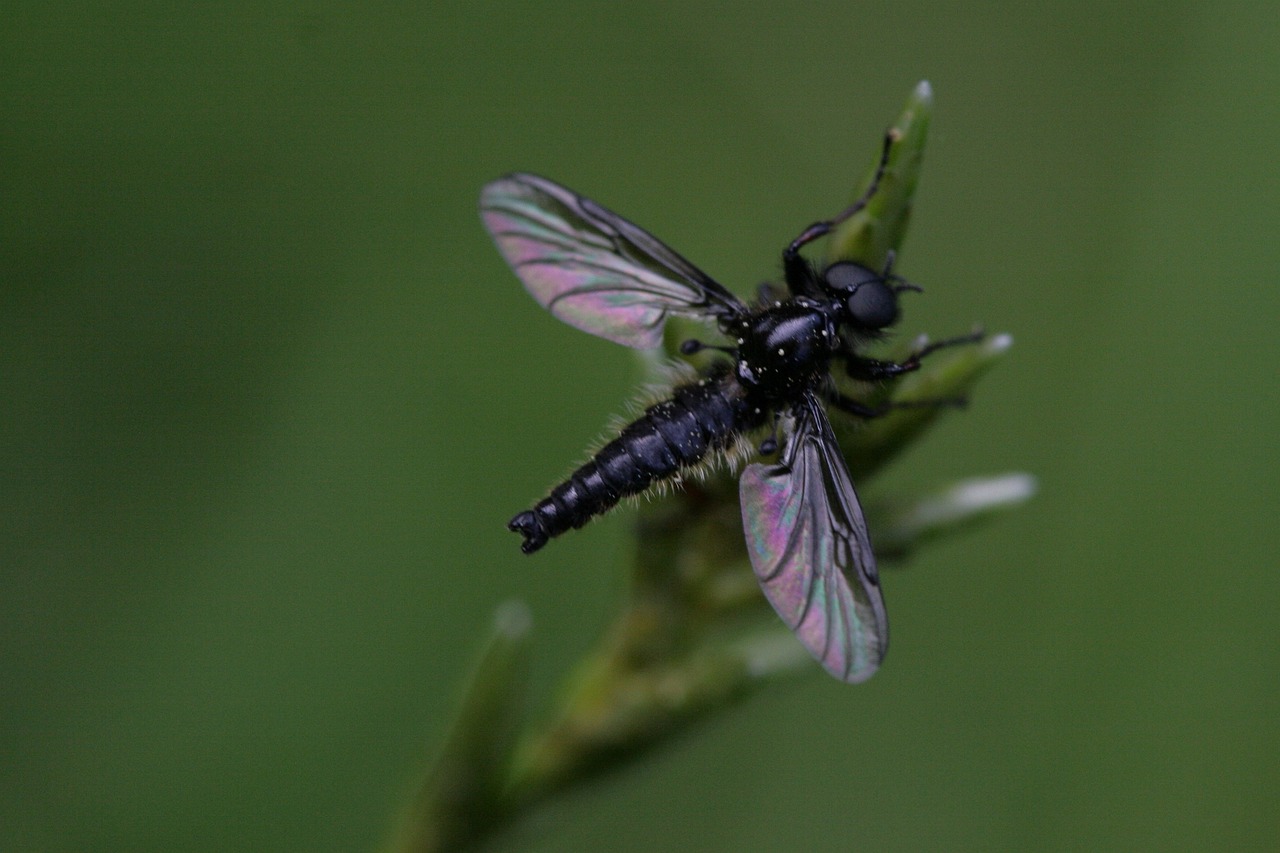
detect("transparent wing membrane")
[480,173,746,349]
[739,394,888,682]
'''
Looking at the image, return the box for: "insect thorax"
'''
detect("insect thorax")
[732,301,837,402]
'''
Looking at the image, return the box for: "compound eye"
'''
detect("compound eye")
[823,261,879,292]
[846,280,899,328]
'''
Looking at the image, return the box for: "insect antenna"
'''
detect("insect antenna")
[879,249,923,295]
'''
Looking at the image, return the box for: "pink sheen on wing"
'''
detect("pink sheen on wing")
[482,200,675,348]
[548,292,663,344]
[482,212,548,267]
[740,451,879,683]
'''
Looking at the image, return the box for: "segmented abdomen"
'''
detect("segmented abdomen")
[509,373,762,553]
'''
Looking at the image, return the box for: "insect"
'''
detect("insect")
[480,133,980,682]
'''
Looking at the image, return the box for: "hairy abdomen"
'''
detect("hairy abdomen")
[509,373,761,553]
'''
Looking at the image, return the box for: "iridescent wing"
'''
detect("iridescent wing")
[739,393,888,683]
[480,173,748,349]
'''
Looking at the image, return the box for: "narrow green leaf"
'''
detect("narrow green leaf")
[841,332,1013,480]
[393,602,532,853]
[870,472,1038,557]
[825,80,934,270]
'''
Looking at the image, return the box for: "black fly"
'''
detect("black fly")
[480,133,981,682]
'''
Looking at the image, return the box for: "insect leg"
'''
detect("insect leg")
[826,389,968,419]
[902,327,987,365]
[834,326,984,415]
[844,326,985,380]
[782,130,897,293]
[844,355,918,382]
[755,281,785,305]
[679,339,737,356]
[757,410,784,455]
[825,390,888,418]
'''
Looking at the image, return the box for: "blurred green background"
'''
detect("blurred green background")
[4,2,1278,851]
